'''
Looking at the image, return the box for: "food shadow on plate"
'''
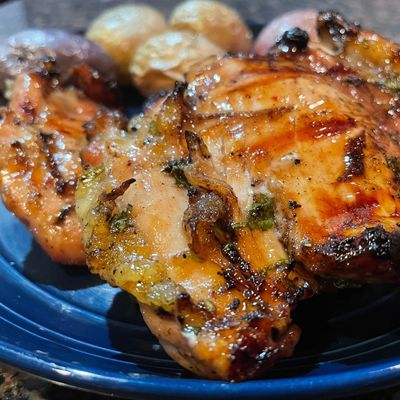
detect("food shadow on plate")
[106,291,190,378]
[22,239,103,291]
[105,285,400,380]
[269,284,400,378]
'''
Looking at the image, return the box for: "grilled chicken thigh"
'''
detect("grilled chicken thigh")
[77,90,316,380]
[0,64,120,264]
[76,11,400,380]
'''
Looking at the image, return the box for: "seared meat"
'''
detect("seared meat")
[77,86,316,380]
[76,12,400,380]
[0,65,121,264]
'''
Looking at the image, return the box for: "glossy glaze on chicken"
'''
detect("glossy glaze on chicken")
[75,11,400,380]
[0,64,121,264]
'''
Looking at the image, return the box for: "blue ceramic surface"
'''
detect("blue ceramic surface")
[1,199,400,399]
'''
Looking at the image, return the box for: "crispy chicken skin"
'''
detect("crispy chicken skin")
[0,65,121,264]
[76,11,400,380]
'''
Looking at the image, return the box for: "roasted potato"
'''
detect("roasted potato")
[169,0,252,53]
[86,4,167,81]
[130,30,224,96]
[0,29,116,92]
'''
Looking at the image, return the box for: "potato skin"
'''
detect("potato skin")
[130,30,224,96]
[169,0,252,53]
[86,4,167,81]
[0,29,116,92]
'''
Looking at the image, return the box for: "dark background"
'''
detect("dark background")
[24,0,400,43]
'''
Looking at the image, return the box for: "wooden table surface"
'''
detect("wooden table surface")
[1,0,400,399]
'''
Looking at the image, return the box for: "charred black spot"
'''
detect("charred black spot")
[240,310,269,322]
[317,10,360,55]
[288,200,301,209]
[187,186,198,197]
[10,140,28,166]
[39,132,53,144]
[250,178,261,187]
[223,243,251,273]
[276,28,309,52]
[38,132,67,194]
[10,140,22,148]
[343,75,364,87]
[55,204,74,224]
[318,225,400,263]
[338,132,365,181]
[228,298,241,310]
[222,243,264,295]
[178,292,190,301]
[228,319,298,381]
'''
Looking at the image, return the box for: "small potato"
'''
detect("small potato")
[0,29,116,92]
[130,30,224,96]
[86,4,167,81]
[169,0,252,53]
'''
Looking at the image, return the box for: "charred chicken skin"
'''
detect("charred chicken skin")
[0,64,121,264]
[76,11,400,380]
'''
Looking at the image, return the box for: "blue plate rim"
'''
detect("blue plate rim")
[1,216,400,399]
[1,321,400,400]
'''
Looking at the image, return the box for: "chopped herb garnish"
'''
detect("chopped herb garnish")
[247,193,275,231]
[387,156,400,180]
[149,120,159,136]
[263,259,292,274]
[80,164,104,185]
[230,221,246,230]
[162,158,190,188]
[198,299,216,313]
[369,71,400,91]
[109,204,133,233]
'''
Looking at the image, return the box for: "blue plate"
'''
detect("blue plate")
[1,200,400,399]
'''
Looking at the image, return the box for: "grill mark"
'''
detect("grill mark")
[310,189,379,237]
[193,106,294,121]
[308,117,356,139]
[38,132,67,194]
[338,131,366,181]
[222,71,312,97]
[222,243,264,296]
[244,116,356,159]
